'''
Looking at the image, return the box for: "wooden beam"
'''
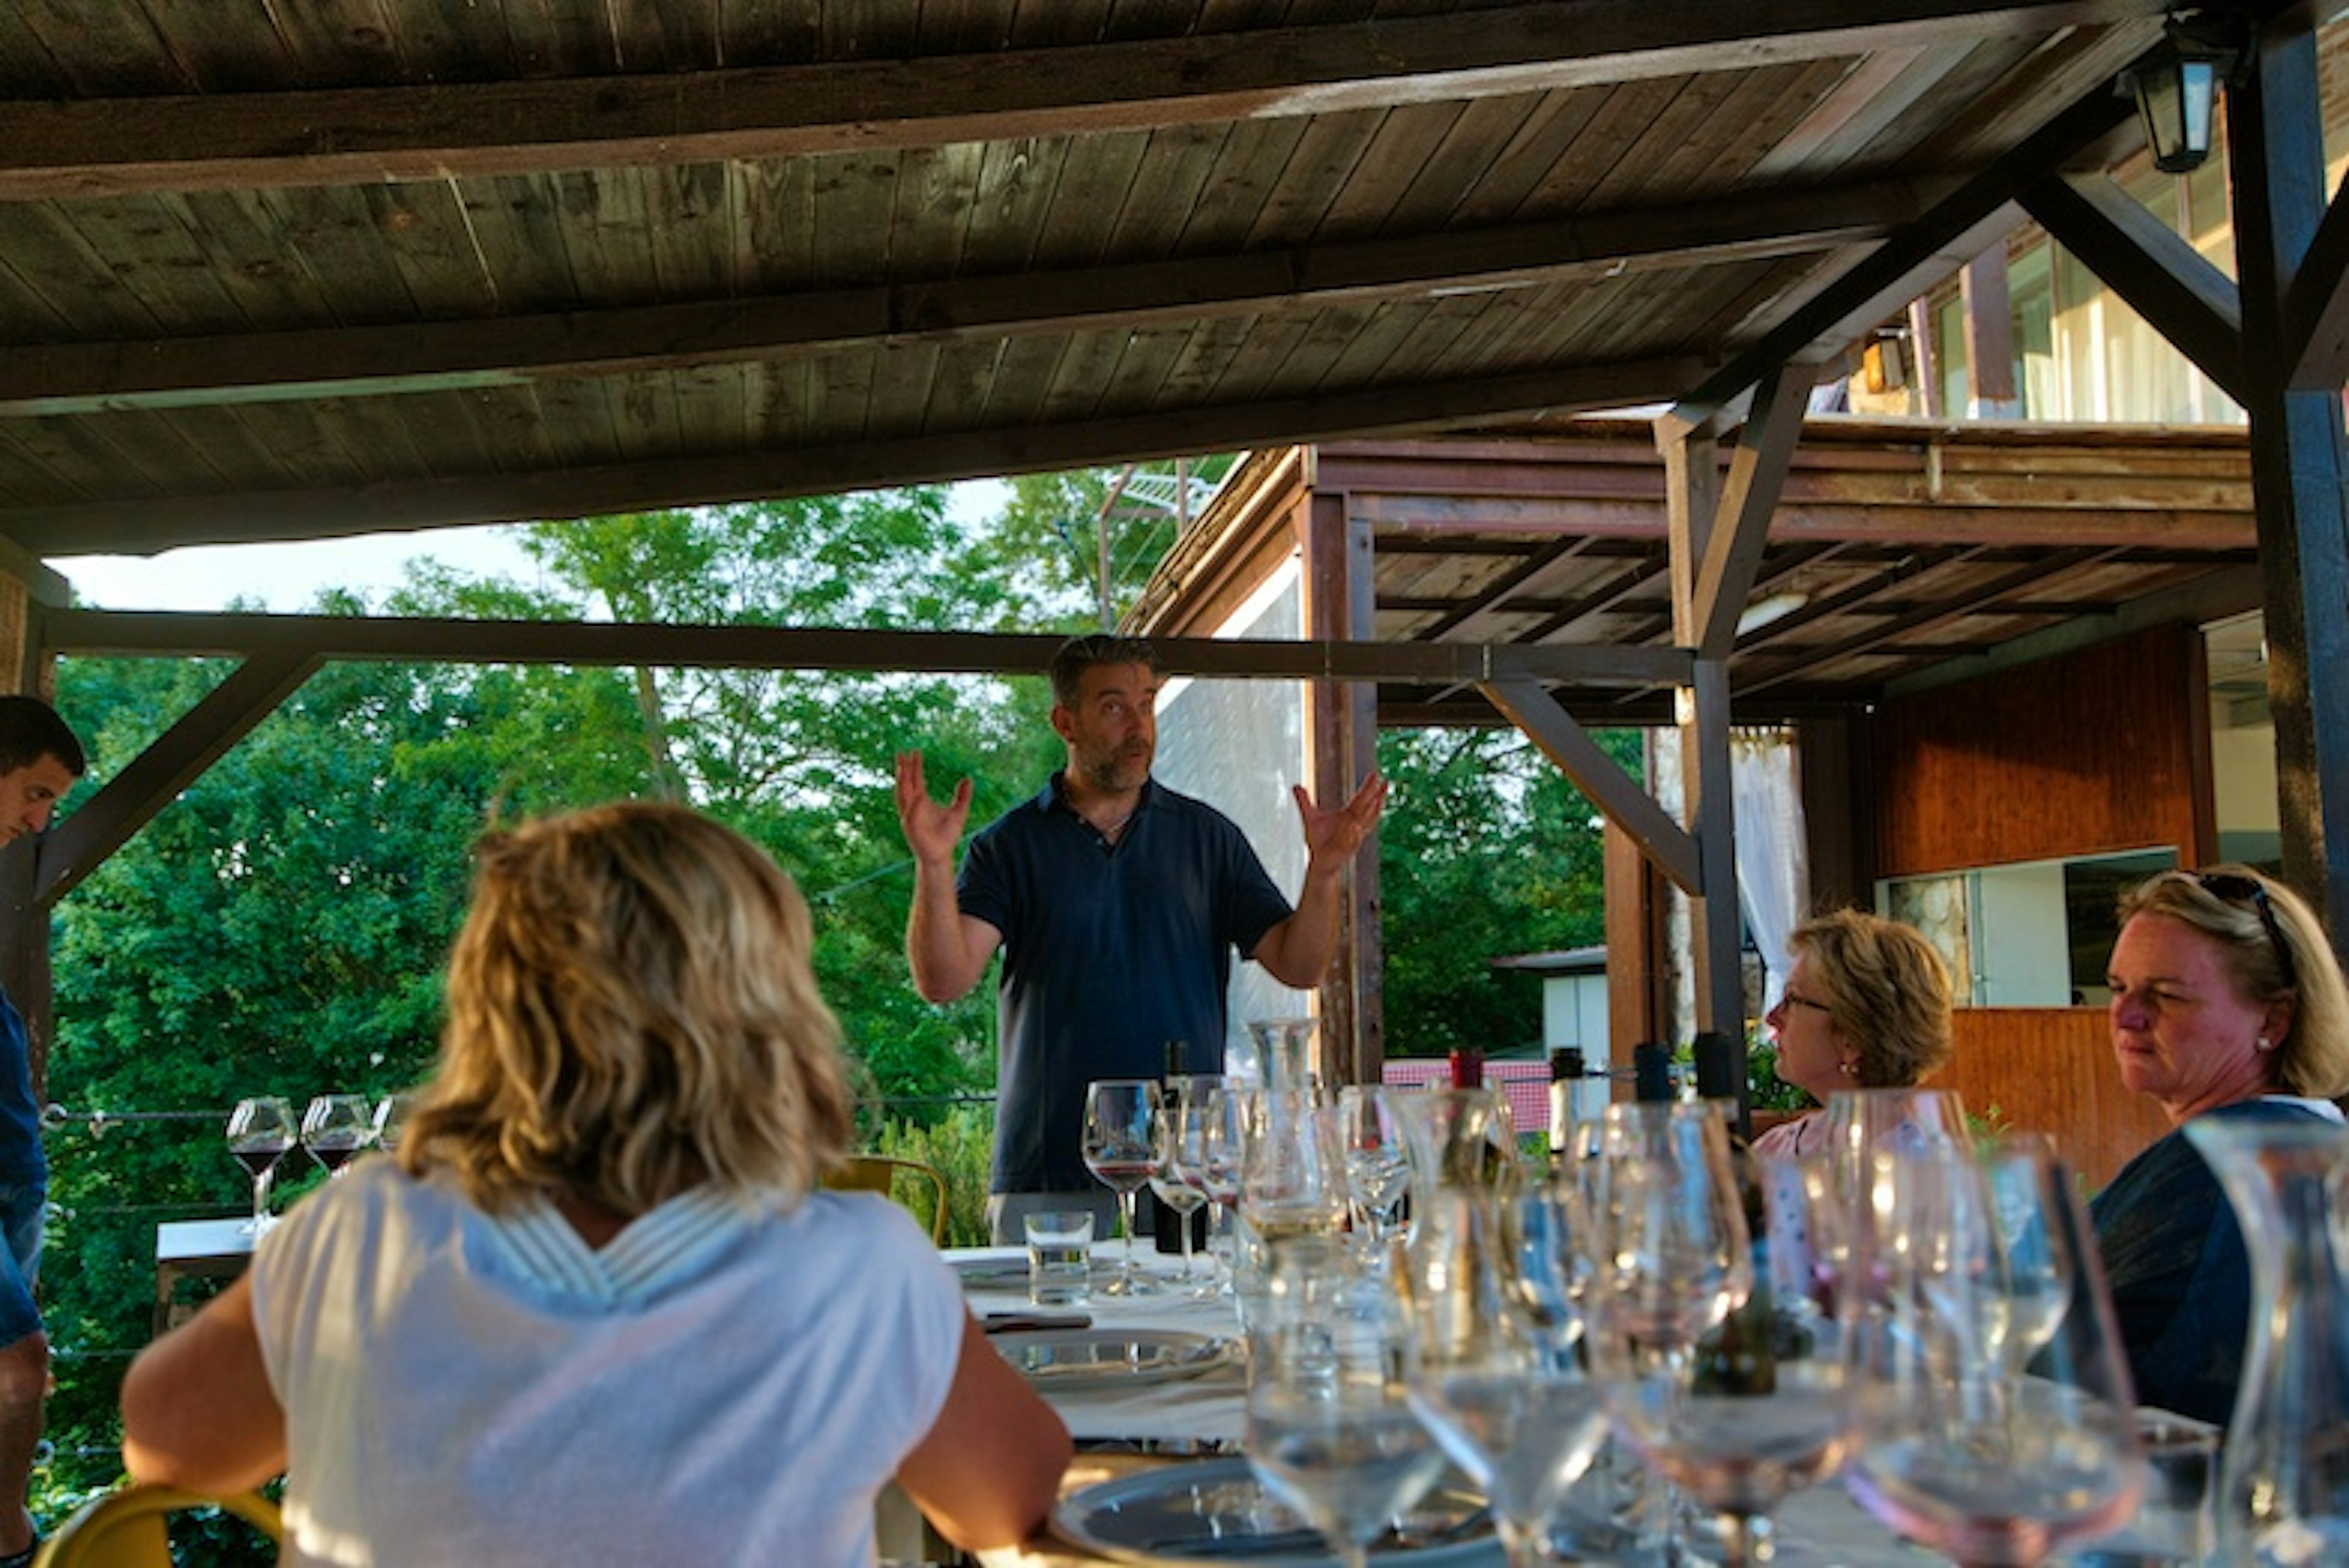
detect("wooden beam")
[2022,173,2247,403]
[36,650,322,905]
[1687,366,1815,659]
[1481,675,1702,891]
[42,611,1694,689]
[2280,162,2349,390]
[0,3,2173,199]
[1677,658,1745,1110]
[1669,81,2143,428]
[0,182,1919,418]
[1,355,1704,555]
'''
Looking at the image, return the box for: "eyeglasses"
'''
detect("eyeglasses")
[2195,871,2299,992]
[1778,990,1833,1016]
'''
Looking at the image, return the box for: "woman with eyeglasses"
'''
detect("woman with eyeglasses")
[1750,907,1956,1159]
[2093,864,2349,1425]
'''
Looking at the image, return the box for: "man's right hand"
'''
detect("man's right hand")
[895,749,973,867]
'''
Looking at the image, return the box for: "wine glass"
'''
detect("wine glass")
[1238,1088,1349,1243]
[1586,1104,1859,1568]
[371,1090,418,1153]
[1178,1087,1247,1296]
[1081,1078,1163,1298]
[300,1093,374,1178]
[226,1096,295,1234]
[1245,1234,1447,1568]
[1334,1085,1412,1248]
[1401,1181,1612,1568]
[1149,1105,1209,1288]
[1842,1134,2143,1566]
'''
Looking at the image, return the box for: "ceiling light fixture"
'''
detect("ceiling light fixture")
[2117,10,2251,174]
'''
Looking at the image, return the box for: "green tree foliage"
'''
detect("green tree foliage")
[1375,726,1640,1057]
[996,459,1236,622]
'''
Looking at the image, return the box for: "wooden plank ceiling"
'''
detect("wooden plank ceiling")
[2,0,2306,724]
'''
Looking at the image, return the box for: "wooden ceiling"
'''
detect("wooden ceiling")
[0,1,2211,569]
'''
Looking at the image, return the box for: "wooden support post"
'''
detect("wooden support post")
[1302,489,1382,1087]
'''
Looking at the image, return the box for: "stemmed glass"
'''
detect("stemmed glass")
[226,1096,294,1234]
[1177,1088,1247,1296]
[371,1091,417,1153]
[1401,1181,1612,1568]
[1149,1105,1209,1288]
[1081,1078,1163,1298]
[1334,1085,1412,1249]
[300,1094,374,1178]
[1586,1102,1857,1568]
[1245,1233,1447,1568]
[1841,1134,2143,1566]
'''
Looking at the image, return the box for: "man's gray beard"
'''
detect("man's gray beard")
[1079,752,1150,791]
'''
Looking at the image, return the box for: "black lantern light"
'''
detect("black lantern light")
[2118,11,2250,174]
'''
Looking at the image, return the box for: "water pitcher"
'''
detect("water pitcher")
[2183,1115,2349,1566]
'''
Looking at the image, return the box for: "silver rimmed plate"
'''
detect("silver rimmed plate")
[1052,1457,1497,1564]
[991,1328,1238,1391]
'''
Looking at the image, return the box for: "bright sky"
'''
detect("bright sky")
[50,481,1013,614]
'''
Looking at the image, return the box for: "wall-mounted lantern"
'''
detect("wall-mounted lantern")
[2117,11,2250,174]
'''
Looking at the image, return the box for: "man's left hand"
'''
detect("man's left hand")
[1294,771,1389,869]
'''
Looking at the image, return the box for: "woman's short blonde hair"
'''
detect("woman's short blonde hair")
[2117,864,2349,1103]
[1789,908,1955,1089]
[398,801,853,1215]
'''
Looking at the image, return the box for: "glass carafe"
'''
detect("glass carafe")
[1383,1086,1513,1227]
[1245,1016,1322,1093]
[2184,1114,2349,1566]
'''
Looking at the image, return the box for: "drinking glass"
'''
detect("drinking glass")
[300,1093,374,1177]
[1178,1087,1247,1296]
[1238,1088,1349,1243]
[226,1096,295,1234]
[371,1090,418,1153]
[1586,1112,1854,1568]
[1334,1085,1412,1247]
[1149,1105,1209,1287]
[1246,1234,1447,1568]
[1402,1182,1611,1568]
[1081,1077,1163,1297]
[1842,1134,2143,1566]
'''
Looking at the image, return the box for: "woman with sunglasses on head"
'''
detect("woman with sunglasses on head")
[2093,864,2349,1425]
[1750,907,1957,1159]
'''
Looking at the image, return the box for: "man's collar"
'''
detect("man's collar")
[1044,771,1156,817]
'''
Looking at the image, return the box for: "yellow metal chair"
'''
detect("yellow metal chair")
[34,1482,281,1567]
[823,1154,949,1244]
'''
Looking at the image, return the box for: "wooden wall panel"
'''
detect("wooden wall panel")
[1934,1007,2174,1189]
[1874,622,2212,878]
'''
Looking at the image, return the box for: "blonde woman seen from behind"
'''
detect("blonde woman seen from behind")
[121,801,1071,1566]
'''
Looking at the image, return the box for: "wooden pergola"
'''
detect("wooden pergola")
[2,3,2346,1113]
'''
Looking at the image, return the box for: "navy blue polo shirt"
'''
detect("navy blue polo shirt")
[959,775,1292,1193]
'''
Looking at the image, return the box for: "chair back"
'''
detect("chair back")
[823,1154,949,1243]
[35,1483,281,1568]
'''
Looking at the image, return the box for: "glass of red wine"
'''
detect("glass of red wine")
[300,1094,374,1179]
[227,1096,295,1233]
[1082,1078,1163,1297]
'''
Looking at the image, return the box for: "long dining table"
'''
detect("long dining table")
[950,1243,1930,1568]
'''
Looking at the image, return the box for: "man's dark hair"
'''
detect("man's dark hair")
[0,696,84,779]
[1048,634,1162,707]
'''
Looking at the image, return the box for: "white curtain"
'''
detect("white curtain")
[1732,729,1809,1010]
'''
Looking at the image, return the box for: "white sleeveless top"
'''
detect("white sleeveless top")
[248,1159,965,1567]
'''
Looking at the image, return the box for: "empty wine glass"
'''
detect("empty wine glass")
[226,1096,294,1234]
[1842,1134,2143,1566]
[1178,1087,1247,1296]
[371,1090,418,1153]
[1401,1182,1611,1568]
[1247,1233,1447,1568]
[1334,1085,1412,1247]
[1149,1105,1209,1287]
[300,1093,374,1178]
[1586,1110,1855,1568]
[1081,1077,1162,1297]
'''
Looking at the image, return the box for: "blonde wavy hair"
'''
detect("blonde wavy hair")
[1788,908,1956,1089]
[2117,864,2349,1104]
[397,801,853,1215]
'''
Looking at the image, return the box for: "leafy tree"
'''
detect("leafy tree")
[1375,726,1639,1057]
[995,459,1236,623]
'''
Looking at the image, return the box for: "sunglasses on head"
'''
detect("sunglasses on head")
[2193,871,2298,992]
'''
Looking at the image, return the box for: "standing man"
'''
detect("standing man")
[896,634,1385,1243]
[0,696,82,1567]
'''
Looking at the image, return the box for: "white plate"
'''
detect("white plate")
[992,1328,1237,1391]
[1052,1457,1497,1564]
